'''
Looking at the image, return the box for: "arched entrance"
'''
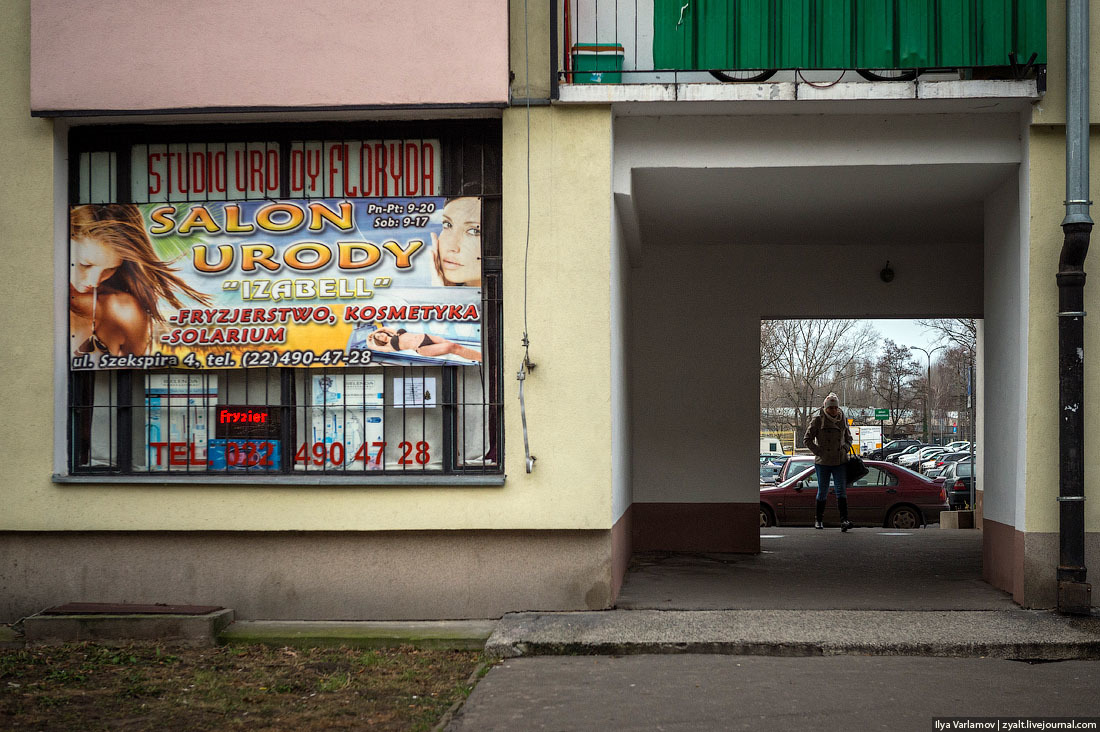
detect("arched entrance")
[611,110,1027,608]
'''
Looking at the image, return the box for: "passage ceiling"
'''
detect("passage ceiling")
[630,163,1017,248]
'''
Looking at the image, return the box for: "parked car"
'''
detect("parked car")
[922,451,971,477]
[760,461,948,529]
[864,438,921,461]
[943,440,971,452]
[941,459,975,510]
[898,446,945,469]
[775,454,817,484]
[887,444,926,464]
[760,462,783,484]
[760,452,787,464]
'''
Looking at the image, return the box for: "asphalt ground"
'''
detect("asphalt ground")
[616,527,1013,611]
[461,529,1100,730]
[447,655,1100,731]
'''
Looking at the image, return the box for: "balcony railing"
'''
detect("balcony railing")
[555,0,1046,88]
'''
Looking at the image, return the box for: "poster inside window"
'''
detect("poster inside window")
[69,197,483,371]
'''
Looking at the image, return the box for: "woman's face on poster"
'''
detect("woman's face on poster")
[368,329,395,349]
[70,236,122,293]
[437,197,481,285]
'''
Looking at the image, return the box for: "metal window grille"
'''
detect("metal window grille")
[67,121,503,477]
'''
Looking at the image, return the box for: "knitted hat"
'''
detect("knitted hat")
[823,393,840,409]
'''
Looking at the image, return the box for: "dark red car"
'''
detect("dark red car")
[759,460,949,530]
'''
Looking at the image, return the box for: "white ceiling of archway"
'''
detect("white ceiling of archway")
[628,163,1017,248]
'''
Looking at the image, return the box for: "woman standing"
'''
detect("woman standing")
[804,393,854,531]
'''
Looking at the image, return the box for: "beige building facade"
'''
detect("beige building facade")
[1,0,1096,619]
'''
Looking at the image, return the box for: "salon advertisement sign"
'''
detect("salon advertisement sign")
[69,198,483,371]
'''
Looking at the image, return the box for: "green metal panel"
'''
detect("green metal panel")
[818,0,855,68]
[854,0,895,68]
[1017,0,1047,63]
[696,0,737,69]
[976,0,1013,65]
[777,0,813,68]
[897,0,934,66]
[936,0,976,67]
[734,0,775,69]
[648,0,1046,72]
[652,0,697,69]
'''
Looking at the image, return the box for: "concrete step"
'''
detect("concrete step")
[486,609,1100,660]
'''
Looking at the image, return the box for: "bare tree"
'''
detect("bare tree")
[918,318,977,355]
[762,320,879,447]
[760,319,790,375]
[870,340,922,439]
[933,345,976,442]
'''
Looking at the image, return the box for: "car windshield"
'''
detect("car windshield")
[776,465,817,488]
[891,464,934,483]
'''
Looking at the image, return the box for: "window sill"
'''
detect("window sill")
[52,473,507,487]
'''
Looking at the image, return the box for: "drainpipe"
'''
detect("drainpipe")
[1057,0,1093,615]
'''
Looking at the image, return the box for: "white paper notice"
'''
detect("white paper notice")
[393,377,437,408]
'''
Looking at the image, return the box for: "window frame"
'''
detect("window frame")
[58,119,504,483]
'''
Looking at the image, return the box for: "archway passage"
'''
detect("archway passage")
[614,112,1025,608]
[615,530,1013,611]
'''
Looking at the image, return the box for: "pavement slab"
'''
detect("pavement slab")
[486,609,1100,660]
[447,655,1100,732]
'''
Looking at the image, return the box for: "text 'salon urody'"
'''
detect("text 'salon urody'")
[148,200,431,273]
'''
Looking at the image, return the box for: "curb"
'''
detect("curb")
[431,659,494,732]
[485,639,1100,661]
[219,620,498,651]
[485,609,1100,660]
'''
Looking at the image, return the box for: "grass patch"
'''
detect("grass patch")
[0,642,486,731]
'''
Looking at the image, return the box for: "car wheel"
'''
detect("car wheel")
[760,504,776,528]
[886,505,922,529]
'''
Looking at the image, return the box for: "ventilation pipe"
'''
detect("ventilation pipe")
[1057,0,1093,615]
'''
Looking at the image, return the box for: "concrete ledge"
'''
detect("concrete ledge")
[558,79,1038,107]
[219,620,498,650]
[941,511,975,529]
[486,609,1100,661]
[24,608,234,647]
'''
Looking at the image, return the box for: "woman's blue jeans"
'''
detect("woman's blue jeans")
[815,463,847,501]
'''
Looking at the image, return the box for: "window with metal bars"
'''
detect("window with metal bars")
[67,121,502,478]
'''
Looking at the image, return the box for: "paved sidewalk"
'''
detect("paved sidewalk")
[447,655,1100,732]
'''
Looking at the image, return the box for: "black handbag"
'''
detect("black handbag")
[847,454,869,485]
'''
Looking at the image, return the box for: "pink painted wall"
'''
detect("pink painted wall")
[31,0,509,113]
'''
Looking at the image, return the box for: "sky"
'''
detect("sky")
[865,319,946,354]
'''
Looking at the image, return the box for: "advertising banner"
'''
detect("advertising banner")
[69,197,483,370]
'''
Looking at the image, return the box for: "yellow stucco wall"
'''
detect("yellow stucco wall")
[509,0,552,101]
[1023,1,1100,533]
[1031,0,1100,125]
[2,0,614,537]
[1025,126,1100,534]
[1,0,56,520]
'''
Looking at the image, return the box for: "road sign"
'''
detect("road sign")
[874,408,890,420]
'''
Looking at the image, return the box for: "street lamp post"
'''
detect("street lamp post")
[911,345,945,443]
